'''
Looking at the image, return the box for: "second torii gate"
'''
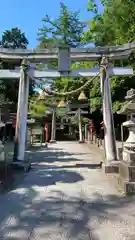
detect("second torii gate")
[0,44,134,168]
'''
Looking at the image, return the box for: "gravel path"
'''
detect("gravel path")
[0,141,134,239]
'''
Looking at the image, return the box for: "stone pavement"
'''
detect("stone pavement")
[0,141,135,239]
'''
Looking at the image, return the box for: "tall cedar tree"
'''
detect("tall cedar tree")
[38,2,85,48]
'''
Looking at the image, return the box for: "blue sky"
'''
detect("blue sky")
[0,0,96,48]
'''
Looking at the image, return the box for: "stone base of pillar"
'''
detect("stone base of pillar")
[117,175,135,194]
[120,161,135,180]
[49,140,56,143]
[78,140,85,144]
[10,160,31,172]
[103,161,120,173]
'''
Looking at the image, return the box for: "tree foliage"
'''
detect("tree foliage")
[28,94,48,118]
[83,0,135,113]
[38,2,85,48]
[37,2,89,106]
[84,0,135,46]
[0,27,34,104]
[0,28,28,49]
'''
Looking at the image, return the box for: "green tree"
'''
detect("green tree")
[0,28,34,103]
[0,27,28,49]
[28,93,48,118]
[83,0,135,113]
[84,0,135,46]
[38,2,85,48]
[36,2,89,106]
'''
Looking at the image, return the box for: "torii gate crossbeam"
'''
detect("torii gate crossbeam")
[0,67,133,78]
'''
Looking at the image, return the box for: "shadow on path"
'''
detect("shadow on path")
[0,145,102,194]
[0,189,135,239]
[0,146,90,193]
[0,144,134,239]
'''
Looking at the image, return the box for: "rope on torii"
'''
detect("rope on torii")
[43,70,101,96]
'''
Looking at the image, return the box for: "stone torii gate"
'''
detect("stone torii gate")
[0,44,134,168]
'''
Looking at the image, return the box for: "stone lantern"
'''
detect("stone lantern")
[118,88,135,193]
[119,88,135,161]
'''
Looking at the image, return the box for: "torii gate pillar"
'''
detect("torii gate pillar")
[13,59,30,168]
[100,57,118,171]
[50,108,56,143]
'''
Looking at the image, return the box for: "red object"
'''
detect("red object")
[45,123,49,142]
[90,119,94,137]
